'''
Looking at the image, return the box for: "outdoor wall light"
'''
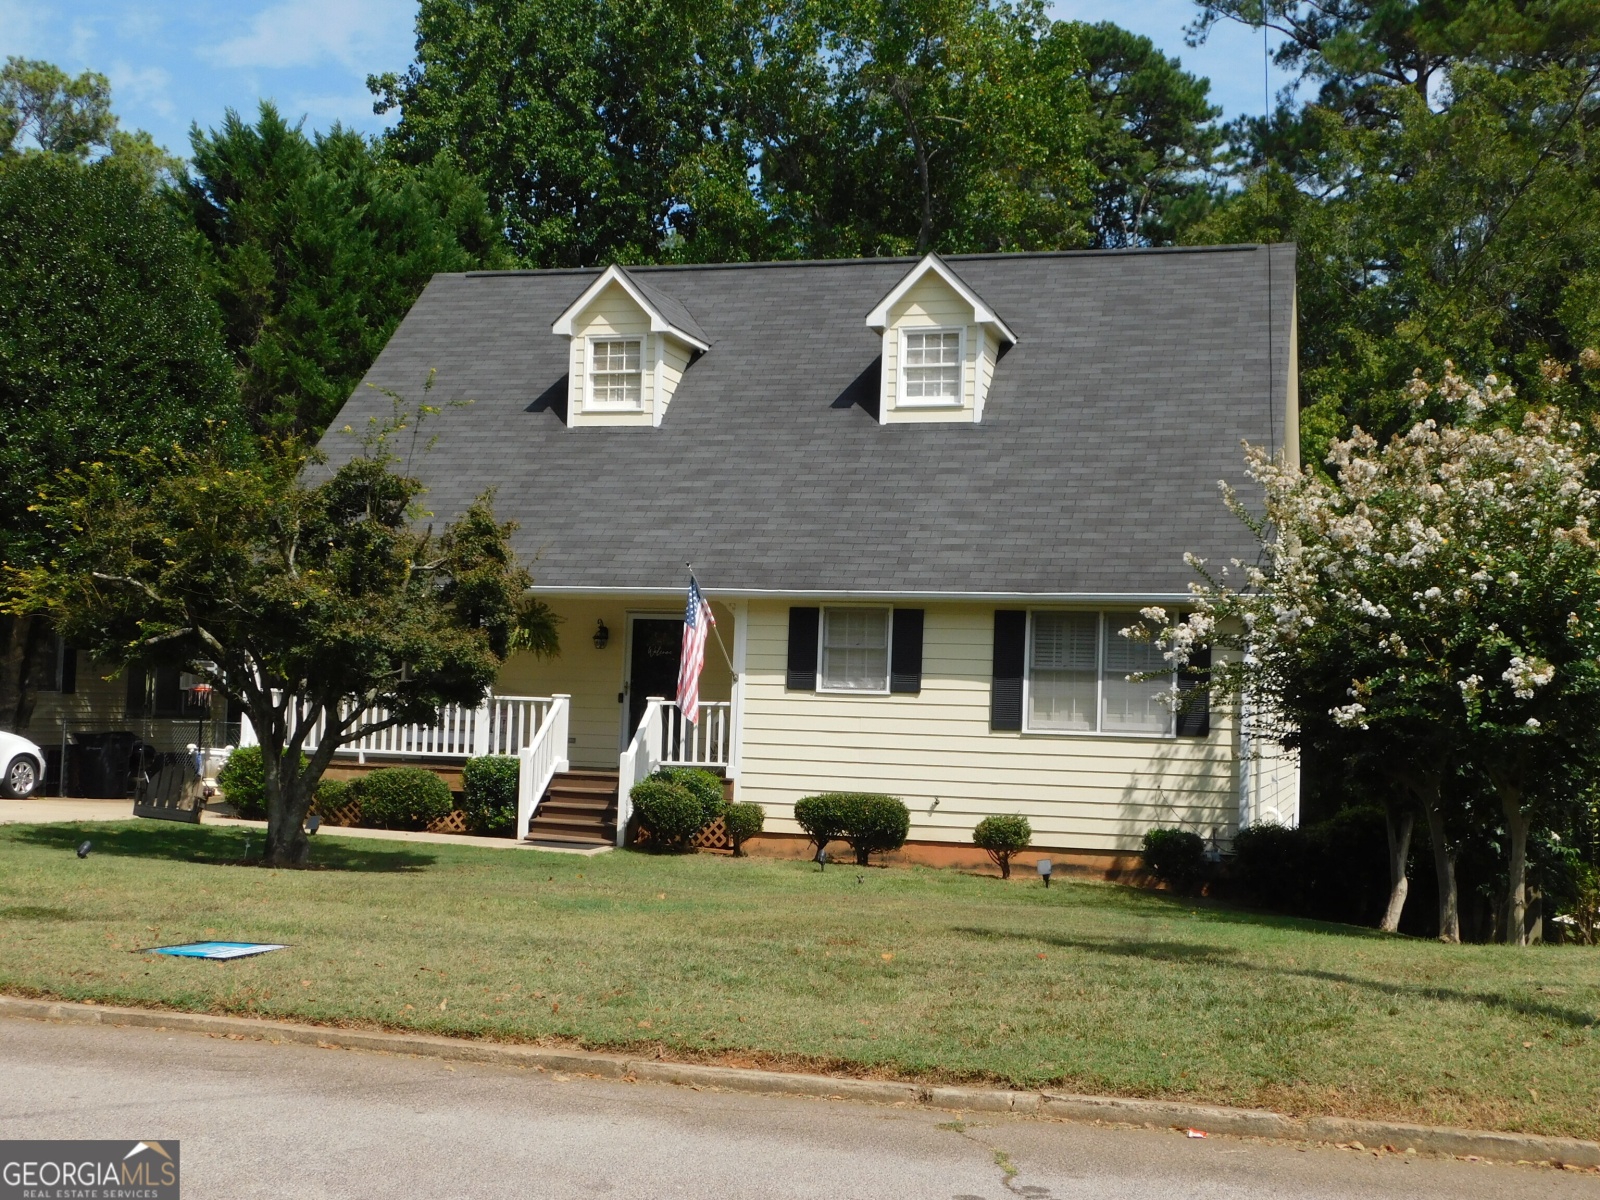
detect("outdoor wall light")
[593,620,610,650]
[1036,857,1053,888]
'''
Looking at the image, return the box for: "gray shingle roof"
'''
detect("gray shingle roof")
[626,269,709,347]
[327,245,1296,596]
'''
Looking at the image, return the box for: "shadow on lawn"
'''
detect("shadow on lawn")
[5,823,437,873]
[956,927,1599,1029]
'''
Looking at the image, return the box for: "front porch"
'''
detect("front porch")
[271,595,741,846]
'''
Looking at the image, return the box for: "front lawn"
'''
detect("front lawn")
[1,821,1596,1139]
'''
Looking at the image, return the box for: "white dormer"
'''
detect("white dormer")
[551,265,709,428]
[865,254,1016,425]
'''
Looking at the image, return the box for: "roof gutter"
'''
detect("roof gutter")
[525,585,1193,604]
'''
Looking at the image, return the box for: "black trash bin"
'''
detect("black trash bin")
[72,732,140,798]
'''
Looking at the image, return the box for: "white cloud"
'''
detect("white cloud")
[109,62,175,118]
[204,0,413,72]
[0,0,46,56]
[286,88,396,130]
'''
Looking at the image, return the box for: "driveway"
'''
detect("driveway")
[2,1016,1594,1199]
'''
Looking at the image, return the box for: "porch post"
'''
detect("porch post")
[728,600,748,780]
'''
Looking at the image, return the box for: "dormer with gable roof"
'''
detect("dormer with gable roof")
[866,254,1017,425]
[551,265,710,428]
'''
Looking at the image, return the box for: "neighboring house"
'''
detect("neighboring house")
[315,245,1301,862]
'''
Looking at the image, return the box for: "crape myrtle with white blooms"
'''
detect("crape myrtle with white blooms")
[1127,362,1600,944]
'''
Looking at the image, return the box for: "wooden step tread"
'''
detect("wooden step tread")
[547,783,618,798]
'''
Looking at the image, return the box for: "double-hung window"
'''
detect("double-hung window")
[588,338,642,409]
[819,607,891,692]
[900,329,963,405]
[1026,611,1172,735]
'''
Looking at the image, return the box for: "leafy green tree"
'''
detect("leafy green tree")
[1186,5,1600,461]
[182,103,511,437]
[0,56,183,185]
[1140,364,1600,943]
[0,152,242,729]
[7,401,558,867]
[1076,21,1222,247]
[371,0,1094,264]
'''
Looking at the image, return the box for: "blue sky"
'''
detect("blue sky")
[1,1,1283,159]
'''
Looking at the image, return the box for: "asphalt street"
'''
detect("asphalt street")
[2,1016,1595,1199]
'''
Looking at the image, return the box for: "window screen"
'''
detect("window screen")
[1028,612,1097,731]
[1101,611,1172,734]
[902,331,961,402]
[820,608,890,691]
[590,338,642,407]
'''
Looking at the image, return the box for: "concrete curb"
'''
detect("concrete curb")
[4,996,1597,1168]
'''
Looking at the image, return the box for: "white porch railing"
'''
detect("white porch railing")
[616,696,667,847]
[516,694,570,840]
[660,701,732,768]
[614,698,732,847]
[299,694,553,762]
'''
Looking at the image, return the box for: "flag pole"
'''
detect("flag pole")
[687,563,738,679]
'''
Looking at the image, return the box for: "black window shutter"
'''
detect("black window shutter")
[124,665,148,717]
[890,609,924,694]
[1175,645,1212,737]
[990,610,1026,731]
[786,607,820,691]
[58,642,76,694]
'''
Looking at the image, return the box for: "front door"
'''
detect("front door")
[627,618,681,739]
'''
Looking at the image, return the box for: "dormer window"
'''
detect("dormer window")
[551,265,709,429]
[589,338,642,408]
[866,254,1016,426]
[901,329,963,405]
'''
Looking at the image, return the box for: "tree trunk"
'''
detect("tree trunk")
[0,614,34,730]
[1421,794,1460,943]
[1380,802,1414,933]
[1500,796,1531,947]
[257,728,314,868]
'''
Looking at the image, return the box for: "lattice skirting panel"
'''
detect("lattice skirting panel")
[634,815,732,853]
[312,798,470,835]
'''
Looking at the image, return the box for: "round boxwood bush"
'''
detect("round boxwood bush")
[722,801,765,856]
[973,814,1032,879]
[462,755,521,836]
[216,745,307,820]
[1142,827,1207,893]
[838,793,911,865]
[313,777,354,820]
[630,777,706,850]
[652,766,725,827]
[357,766,454,831]
[794,792,849,856]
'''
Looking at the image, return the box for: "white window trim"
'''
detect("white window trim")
[816,604,894,696]
[896,326,966,409]
[1021,609,1176,739]
[585,334,646,411]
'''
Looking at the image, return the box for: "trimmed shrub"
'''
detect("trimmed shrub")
[973,814,1032,879]
[1231,809,1393,925]
[356,767,453,831]
[462,755,521,836]
[652,766,725,827]
[722,801,765,856]
[838,793,911,865]
[1142,827,1206,893]
[631,777,705,849]
[313,777,353,819]
[216,745,307,820]
[1230,822,1304,909]
[794,793,850,857]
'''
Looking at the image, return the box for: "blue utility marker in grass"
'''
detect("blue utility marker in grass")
[146,942,288,960]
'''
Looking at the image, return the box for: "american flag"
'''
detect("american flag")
[678,573,716,724]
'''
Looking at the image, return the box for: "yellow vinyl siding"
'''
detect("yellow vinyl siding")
[494,595,733,769]
[736,600,1239,852]
[658,338,691,425]
[25,651,125,734]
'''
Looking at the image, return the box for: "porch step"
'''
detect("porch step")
[526,769,618,846]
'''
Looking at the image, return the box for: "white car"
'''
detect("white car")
[0,731,45,799]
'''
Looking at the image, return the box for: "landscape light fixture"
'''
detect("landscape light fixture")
[593,620,610,650]
[76,841,92,859]
[306,815,322,835]
[1036,858,1053,888]
[815,847,828,872]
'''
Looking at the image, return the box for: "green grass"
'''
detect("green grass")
[1,821,1597,1139]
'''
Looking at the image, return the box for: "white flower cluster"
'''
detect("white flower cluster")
[1502,656,1555,700]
